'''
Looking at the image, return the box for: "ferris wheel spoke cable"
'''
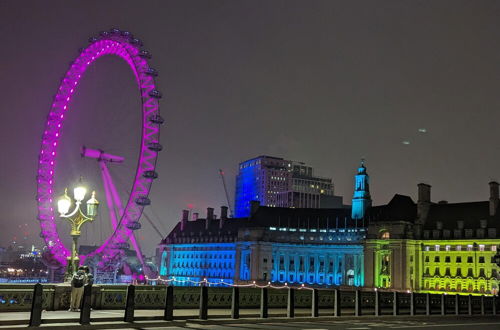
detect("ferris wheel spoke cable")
[36,29,163,275]
[108,165,166,239]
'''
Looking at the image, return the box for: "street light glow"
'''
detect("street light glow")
[73,185,87,202]
[57,189,71,215]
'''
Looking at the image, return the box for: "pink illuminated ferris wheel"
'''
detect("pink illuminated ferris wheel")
[36,29,163,274]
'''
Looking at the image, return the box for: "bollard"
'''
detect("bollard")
[355,290,362,316]
[393,291,399,316]
[312,289,319,317]
[493,295,497,315]
[231,287,240,319]
[441,294,445,315]
[199,285,208,320]
[163,285,174,321]
[455,294,459,315]
[374,290,380,316]
[425,293,431,316]
[480,295,485,315]
[29,283,43,327]
[260,287,268,318]
[334,289,341,317]
[287,287,295,318]
[79,284,92,325]
[124,284,135,323]
[410,292,416,316]
[467,294,472,315]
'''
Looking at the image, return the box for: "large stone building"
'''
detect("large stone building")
[365,183,500,295]
[158,204,366,287]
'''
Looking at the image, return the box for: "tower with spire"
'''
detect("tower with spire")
[351,159,372,220]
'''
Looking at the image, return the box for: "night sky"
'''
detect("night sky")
[1,1,499,256]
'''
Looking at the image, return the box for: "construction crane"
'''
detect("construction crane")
[219,169,233,217]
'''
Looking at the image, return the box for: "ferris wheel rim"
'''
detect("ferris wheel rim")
[36,29,162,268]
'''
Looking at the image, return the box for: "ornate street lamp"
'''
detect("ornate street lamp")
[57,181,99,281]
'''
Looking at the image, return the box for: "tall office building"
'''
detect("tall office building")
[234,155,343,218]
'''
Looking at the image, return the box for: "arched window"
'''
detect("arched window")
[380,230,390,239]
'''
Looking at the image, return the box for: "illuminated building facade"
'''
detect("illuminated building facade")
[365,182,500,295]
[234,156,343,218]
[158,205,366,287]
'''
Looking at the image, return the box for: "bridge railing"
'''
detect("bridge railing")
[0,283,498,326]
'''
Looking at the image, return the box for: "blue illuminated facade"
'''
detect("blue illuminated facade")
[351,160,371,220]
[160,243,236,286]
[158,203,366,287]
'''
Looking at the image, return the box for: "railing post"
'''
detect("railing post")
[467,294,472,315]
[260,287,268,318]
[199,284,208,320]
[29,283,43,327]
[480,295,485,315]
[287,287,295,318]
[455,294,459,315]
[493,295,497,315]
[393,291,399,316]
[163,285,174,321]
[355,290,362,316]
[374,290,380,316]
[231,287,240,319]
[312,288,319,317]
[425,293,431,315]
[79,284,92,325]
[441,294,445,315]
[410,292,416,316]
[124,284,135,323]
[334,289,341,317]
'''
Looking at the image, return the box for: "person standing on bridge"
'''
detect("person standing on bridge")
[69,267,86,312]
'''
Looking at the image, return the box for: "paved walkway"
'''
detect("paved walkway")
[0,308,317,326]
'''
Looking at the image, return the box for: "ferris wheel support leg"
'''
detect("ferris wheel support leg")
[99,161,119,230]
[101,162,148,272]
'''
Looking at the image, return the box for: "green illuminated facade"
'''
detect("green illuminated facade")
[365,183,500,296]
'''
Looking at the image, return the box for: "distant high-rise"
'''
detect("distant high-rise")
[234,155,343,217]
[351,160,371,220]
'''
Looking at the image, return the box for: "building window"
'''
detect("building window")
[425,256,430,263]
[381,231,390,239]
[467,256,473,263]
[479,256,485,263]
[479,245,485,251]
[425,246,430,252]
[456,245,462,251]
[435,245,440,251]
[456,256,462,263]
[467,245,473,251]
[445,245,451,251]
[445,256,451,263]
[492,245,497,252]
[434,256,440,262]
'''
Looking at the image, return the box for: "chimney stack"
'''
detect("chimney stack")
[489,181,499,216]
[192,212,199,221]
[250,200,260,217]
[205,207,214,230]
[180,209,189,231]
[220,206,228,229]
[417,183,431,225]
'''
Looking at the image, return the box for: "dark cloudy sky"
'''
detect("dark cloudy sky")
[1,0,499,256]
